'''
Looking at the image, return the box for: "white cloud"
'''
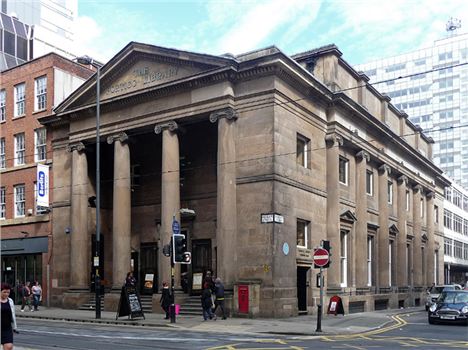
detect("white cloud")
[73,16,106,61]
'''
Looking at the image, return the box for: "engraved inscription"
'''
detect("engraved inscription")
[104,65,180,97]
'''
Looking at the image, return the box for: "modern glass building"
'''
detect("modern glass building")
[1,0,77,70]
[355,31,468,189]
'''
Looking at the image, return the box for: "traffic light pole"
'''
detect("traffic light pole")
[170,245,176,323]
[316,266,323,332]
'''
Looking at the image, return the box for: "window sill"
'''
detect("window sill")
[13,115,26,120]
[32,109,47,115]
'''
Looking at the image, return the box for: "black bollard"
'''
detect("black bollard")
[316,304,322,332]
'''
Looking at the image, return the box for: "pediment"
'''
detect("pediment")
[340,210,357,223]
[55,42,235,113]
[389,224,399,236]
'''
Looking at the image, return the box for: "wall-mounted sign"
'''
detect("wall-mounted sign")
[261,213,284,224]
[282,242,289,256]
[36,164,49,207]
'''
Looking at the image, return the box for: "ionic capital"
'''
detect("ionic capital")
[426,191,435,199]
[209,107,238,123]
[107,132,129,145]
[397,175,408,185]
[378,164,391,175]
[66,142,85,153]
[324,134,343,148]
[413,184,423,194]
[154,121,178,135]
[355,150,370,163]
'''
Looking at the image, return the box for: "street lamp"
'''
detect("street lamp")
[76,55,102,319]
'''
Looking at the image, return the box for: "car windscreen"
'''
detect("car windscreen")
[438,292,467,303]
[430,286,445,293]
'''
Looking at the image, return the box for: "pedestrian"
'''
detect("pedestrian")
[31,281,42,311]
[159,282,171,319]
[20,282,32,312]
[125,272,137,288]
[201,282,216,321]
[1,283,18,350]
[213,277,226,319]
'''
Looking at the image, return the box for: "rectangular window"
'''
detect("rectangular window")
[339,157,349,185]
[14,83,26,117]
[444,238,452,256]
[406,190,410,211]
[0,138,5,169]
[434,205,439,223]
[14,184,25,217]
[366,170,373,195]
[34,128,47,162]
[35,76,47,111]
[387,181,393,204]
[340,230,348,287]
[296,134,310,168]
[407,244,412,286]
[389,241,394,286]
[420,198,424,218]
[14,133,25,165]
[444,209,453,229]
[0,187,5,219]
[421,247,426,281]
[296,219,309,248]
[367,236,373,286]
[0,89,5,122]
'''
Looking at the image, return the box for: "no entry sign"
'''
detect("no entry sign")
[313,248,330,268]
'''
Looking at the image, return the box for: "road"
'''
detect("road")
[14,312,468,350]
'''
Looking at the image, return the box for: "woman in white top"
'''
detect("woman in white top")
[31,281,42,311]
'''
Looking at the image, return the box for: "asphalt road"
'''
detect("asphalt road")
[14,311,468,350]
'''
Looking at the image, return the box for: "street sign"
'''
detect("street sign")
[172,218,180,235]
[313,248,330,268]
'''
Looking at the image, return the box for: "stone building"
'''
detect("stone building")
[0,53,93,304]
[40,42,449,317]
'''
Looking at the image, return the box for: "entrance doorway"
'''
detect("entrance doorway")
[297,266,309,314]
[191,239,211,294]
[139,243,158,294]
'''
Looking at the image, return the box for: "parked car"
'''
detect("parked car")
[428,290,468,325]
[425,284,462,311]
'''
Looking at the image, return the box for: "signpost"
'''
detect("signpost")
[314,245,330,332]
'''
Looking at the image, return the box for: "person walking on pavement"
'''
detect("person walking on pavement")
[20,282,32,312]
[125,271,137,288]
[1,283,18,350]
[159,282,171,319]
[201,282,216,321]
[213,277,226,319]
[31,281,42,311]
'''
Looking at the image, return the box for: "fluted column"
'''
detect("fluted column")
[412,184,423,287]
[397,175,408,287]
[68,142,89,289]
[325,133,343,288]
[155,121,180,288]
[426,191,435,285]
[210,108,238,288]
[378,164,391,288]
[354,150,370,288]
[107,132,132,288]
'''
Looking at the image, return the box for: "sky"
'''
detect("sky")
[75,0,468,65]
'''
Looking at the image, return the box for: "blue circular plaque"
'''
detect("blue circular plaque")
[282,242,289,255]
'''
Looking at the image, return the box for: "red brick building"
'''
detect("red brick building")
[0,53,93,304]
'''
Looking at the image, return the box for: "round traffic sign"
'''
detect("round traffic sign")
[313,248,329,267]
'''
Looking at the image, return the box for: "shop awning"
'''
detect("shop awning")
[1,237,48,255]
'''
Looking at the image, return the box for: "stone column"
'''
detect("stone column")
[107,132,131,289]
[325,133,343,288]
[154,121,180,288]
[396,175,408,287]
[210,108,238,288]
[378,164,391,289]
[67,142,89,289]
[426,191,435,285]
[354,150,370,288]
[412,184,423,287]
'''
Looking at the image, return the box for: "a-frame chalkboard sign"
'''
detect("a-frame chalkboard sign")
[116,286,145,320]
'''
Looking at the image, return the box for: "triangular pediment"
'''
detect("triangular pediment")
[55,42,236,114]
[340,210,357,223]
[389,224,399,236]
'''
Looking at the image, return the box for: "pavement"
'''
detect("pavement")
[14,305,424,336]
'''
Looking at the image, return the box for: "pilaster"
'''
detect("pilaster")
[378,164,391,288]
[396,175,408,287]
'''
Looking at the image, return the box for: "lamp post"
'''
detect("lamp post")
[77,55,101,319]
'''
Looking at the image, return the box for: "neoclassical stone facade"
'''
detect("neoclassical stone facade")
[40,43,449,317]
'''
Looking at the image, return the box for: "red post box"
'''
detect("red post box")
[238,284,249,314]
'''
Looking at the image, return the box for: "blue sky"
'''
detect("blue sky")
[76,0,468,65]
